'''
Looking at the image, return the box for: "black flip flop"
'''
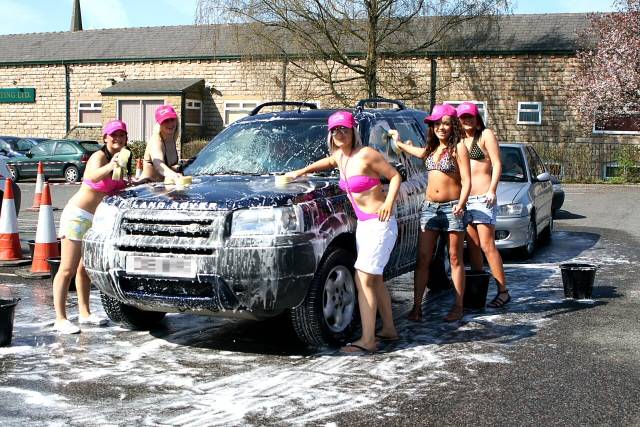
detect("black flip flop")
[340,343,376,355]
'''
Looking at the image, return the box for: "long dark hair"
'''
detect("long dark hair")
[425,115,463,159]
[101,144,132,177]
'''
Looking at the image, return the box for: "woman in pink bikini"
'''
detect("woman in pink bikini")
[286,111,401,354]
[392,103,471,322]
[52,119,132,334]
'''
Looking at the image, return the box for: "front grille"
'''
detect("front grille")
[115,209,226,254]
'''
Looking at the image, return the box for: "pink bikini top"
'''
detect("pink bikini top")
[339,175,381,221]
[83,177,126,195]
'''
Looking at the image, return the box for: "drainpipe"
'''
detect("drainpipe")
[281,55,288,110]
[64,62,70,135]
[180,95,186,156]
[430,58,437,111]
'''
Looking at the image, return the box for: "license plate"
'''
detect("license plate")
[126,256,196,278]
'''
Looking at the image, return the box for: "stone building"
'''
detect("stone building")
[0,7,638,179]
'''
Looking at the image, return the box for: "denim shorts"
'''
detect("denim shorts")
[419,200,465,232]
[465,195,497,225]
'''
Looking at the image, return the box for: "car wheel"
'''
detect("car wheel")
[64,165,80,183]
[8,166,18,181]
[100,292,166,330]
[290,247,357,346]
[516,215,537,259]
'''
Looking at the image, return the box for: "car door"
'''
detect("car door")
[525,146,553,232]
[22,141,55,178]
[53,141,80,177]
[366,116,427,276]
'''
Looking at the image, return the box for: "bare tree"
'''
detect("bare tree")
[573,0,640,132]
[196,0,512,103]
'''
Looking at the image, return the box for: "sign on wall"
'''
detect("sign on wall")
[0,88,36,103]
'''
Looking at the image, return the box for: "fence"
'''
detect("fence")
[533,141,640,183]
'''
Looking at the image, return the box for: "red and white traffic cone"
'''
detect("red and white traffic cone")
[0,178,29,266]
[16,183,59,278]
[135,158,143,178]
[28,161,45,211]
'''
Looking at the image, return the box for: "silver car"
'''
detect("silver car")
[494,143,553,258]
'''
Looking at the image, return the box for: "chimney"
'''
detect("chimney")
[70,0,83,32]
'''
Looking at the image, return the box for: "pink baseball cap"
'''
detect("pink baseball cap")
[103,119,127,136]
[155,104,178,124]
[328,111,356,131]
[424,104,458,123]
[456,102,479,117]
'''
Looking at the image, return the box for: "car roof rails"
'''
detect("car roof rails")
[356,97,406,112]
[249,101,318,116]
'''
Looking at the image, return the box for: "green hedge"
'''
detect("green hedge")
[181,139,210,159]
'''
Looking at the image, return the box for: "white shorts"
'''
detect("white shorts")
[59,205,94,241]
[354,216,398,275]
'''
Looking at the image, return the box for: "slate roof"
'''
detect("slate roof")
[0,13,593,65]
[100,78,204,94]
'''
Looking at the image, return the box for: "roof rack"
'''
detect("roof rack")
[356,98,406,111]
[249,101,318,116]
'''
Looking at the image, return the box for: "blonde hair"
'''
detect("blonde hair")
[326,126,362,153]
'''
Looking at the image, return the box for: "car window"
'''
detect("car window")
[186,118,329,175]
[500,147,526,182]
[16,139,36,151]
[31,142,55,156]
[527,146,547,177]
[80,142,101,152]
[0,141,9,152]
[55,142,78,155]
[389,118,426,172]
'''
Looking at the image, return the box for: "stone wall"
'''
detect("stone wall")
[0,55,638,150]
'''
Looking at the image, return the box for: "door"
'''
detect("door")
[53,141,80,177]
[118,100,165,142]
[526,146,553,230]
[23,141,56,178]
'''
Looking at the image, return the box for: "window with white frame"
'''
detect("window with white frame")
[185,99,203,126]
[78,101,102,126]
[517,102,542,125]
[224,101,261,126]
[593,110,640,135]
[445,101,488,124]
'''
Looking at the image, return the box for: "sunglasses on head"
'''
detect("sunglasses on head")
[331,126,350,135]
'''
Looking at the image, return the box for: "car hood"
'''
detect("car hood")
[107,175,341,210]
[496,181,527,205]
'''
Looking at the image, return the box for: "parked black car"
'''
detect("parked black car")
[0,135,40,158]
[550,174,565,216]
[7,139,101,183]
[84,99,436,346]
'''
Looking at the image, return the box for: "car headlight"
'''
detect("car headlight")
[496,203,524,217]
[92,202,120,233]
[231,206,303,236]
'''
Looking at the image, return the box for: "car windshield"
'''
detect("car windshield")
[500,147,526,182]
[186,118,331,175]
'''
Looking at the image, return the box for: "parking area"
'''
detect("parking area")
[1,184,639,425]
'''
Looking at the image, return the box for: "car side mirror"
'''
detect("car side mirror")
[26,151,33,158]
[535,172,551,182]
[380,161,407,184]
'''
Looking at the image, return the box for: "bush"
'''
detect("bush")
[127,140,146,160]
[181,139,210,159]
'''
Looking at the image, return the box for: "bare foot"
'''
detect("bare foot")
[443,305,464,322]
[375,329,399,342]
[408,308,422,321]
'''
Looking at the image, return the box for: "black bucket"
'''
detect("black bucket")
[560,263,597,299]
[0,298,20,347]
[47,257,76,292]
[463,270,491,309]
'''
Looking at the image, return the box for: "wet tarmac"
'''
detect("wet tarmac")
[1,184,639,425]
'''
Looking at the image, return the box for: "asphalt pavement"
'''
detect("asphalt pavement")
[0,183,639,426]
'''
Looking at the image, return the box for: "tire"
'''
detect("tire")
[290,247,357,346]
[540,213,553,245]
[64,165,80,183]
[516,215,537,259]
[100,292,166,330]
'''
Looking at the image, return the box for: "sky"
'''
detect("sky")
[0,0,617,36]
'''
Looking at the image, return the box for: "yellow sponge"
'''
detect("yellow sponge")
[176,176,192,186]
[275,175,294,186]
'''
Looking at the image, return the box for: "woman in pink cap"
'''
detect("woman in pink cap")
[286,111,401,354]
[139,104,182,183]
[392,104,471,322]
[53,119,132,334]
[457,102,510,308]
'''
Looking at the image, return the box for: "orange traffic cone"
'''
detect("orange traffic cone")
[0,178,29,266]
[28,161,45,211]
[16,183,59,278]
[135,158,143,178]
